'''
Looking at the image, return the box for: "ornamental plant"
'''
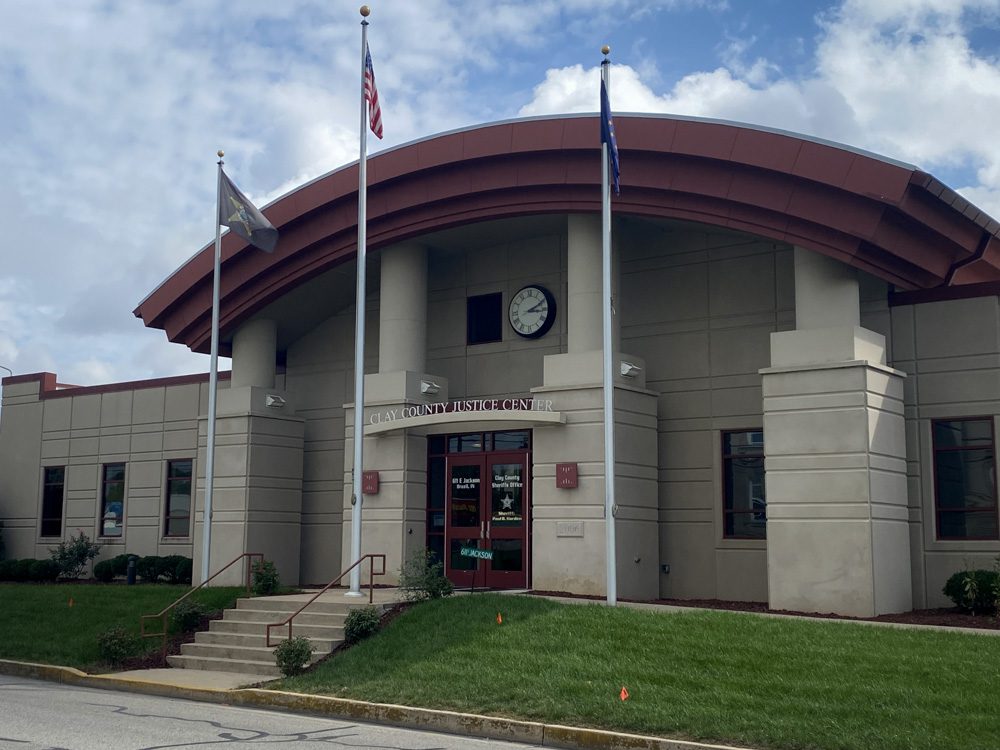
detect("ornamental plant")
[344,605,381,644]
[398,548,453,601]
[252,560,280,596]
[49,531,101,579]
[274,636,312,676]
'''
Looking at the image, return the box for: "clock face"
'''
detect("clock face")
[508,285,556,339]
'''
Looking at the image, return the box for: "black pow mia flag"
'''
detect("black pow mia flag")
[218,170,278,252]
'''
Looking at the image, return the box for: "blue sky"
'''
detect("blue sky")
[2,0,1000,385]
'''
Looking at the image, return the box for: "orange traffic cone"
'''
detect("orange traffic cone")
[496,612,503,625]
[620,686,629,701]
[68,597,74,608]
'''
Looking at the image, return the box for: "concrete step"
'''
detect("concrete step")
[235,597,375,615]
[222,608,348,627]
[167,654,280,678]
[195,631,338,652]
[209,619,345,640]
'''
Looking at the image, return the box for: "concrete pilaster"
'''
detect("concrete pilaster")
[231,318,277,389]
[378,243,427,374]
[762,248,910,616]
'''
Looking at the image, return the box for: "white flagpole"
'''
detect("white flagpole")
[201,150,224,584]
[347,6,371,596]
[601,48,618,607]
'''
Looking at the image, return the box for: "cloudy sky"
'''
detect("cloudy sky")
[2,0,1000,386]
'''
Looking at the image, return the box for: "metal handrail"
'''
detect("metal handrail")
[265,553,386,647]
[140,551,263,656]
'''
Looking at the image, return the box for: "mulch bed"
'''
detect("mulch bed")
[529,591,1000,631]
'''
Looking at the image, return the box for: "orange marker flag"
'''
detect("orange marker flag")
[496,612,503,625]
[620,685,629,701]
[68,597,74,608]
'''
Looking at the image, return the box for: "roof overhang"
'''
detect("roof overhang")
[134,113,1000,353]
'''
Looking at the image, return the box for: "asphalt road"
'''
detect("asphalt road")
[0,676,541,750]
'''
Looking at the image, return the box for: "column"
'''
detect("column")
[342,241,446,581]
[530,214,659,600]
[761,247,911,617]
[193,317,304,586]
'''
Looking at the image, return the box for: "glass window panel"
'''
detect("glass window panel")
[449,538,478,571]
[169,461,192,479]
[491,462,524,527]
[165,517,190,538]
[490,539,523,571]
[428,457,445,509]
[723,431,766,539]
[935,450,996,510]
[934,419,993,449]
[428,435,446,455]
[492,431,530,451]
[939,511,1000,540]
[41,466,65,538]
[450,464,481,527]
[467,292,503,345]
[724,431,764,456]
[448,434,483,453]
[428,510,445,531]
[727,513,766,540]
[101,463,125,537]
[427,535,444,565]
[104,464,125,482]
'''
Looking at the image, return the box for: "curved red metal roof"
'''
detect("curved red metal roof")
[134,114,1000,353]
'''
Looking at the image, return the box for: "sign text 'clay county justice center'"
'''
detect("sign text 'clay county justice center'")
[369,397,554,426]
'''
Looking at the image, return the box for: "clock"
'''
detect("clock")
[508,285,556,339]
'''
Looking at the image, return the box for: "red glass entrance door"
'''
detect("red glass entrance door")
[444,452,529,589]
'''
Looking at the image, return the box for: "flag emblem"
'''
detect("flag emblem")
[365,43,383,139]
[600,79,620,196]
[218,170,278,253]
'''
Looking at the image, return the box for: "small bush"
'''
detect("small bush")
[943,569,1000,614]
[97,626,141,666]
[29,559,60,582]
[93,559,116,582]
[398,548,454,602]
[49,531,101,579]
[170,600,208,632]
[273,635,313,677]
[136,555,163,583]
[174,556,193,585]
[110,553,132,577]
[252,560,280,596]
[344,605,381,645]
[14,559,35,582]
[160,555,187,584]
[0,559,16,581]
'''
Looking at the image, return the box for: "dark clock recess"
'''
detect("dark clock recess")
[508,284,556,339]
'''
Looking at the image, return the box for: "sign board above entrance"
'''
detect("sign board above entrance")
[369,397,554,427]
[460,546,494,561]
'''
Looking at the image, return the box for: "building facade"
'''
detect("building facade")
[2,114,999,617]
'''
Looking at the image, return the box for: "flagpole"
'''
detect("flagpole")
[347,5,371,597]
[201,151,224,584]
[600,47,618,607]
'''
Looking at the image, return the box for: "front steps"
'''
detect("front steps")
[166,593,386,678]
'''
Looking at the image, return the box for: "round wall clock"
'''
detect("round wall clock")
[508,284,556,339]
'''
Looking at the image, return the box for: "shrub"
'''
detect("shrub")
[96,626,141,666]
[49,531,101,579]
[136,555,163,583]
[273,636,313,677]
[344,605,381,645]
[174,556,193,585]
[93,559,116,582]
[398,548,453,601]
[29,559,60,582]
[14,559,34,582]
[943,569,1000,614]
[159,555,191,584]
[170,600,208,632]
[252,560,280,596]
[110,553,132,577]
[0,559,16,581]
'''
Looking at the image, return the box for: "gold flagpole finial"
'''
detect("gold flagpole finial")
[217,150,224,158]
[360,5,370,17]
[601,45,611,57]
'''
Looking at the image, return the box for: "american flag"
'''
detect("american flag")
[364,43,383,139]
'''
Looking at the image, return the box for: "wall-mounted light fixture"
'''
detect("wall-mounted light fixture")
[619,361,642,379]
[265,394,286,408]
[420,380,441,395]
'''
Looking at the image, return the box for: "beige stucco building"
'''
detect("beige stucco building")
[2,114,999,617]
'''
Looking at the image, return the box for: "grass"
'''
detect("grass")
[277,594,1000,750]
[0,583,245,671]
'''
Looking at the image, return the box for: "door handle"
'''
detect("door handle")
[481,521,485,539]
[486,521,491,539]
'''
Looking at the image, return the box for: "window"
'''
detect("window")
[466,292,502,345]
[164,459,193,538]
[40,466,65,538]
[933,418,998,540]
[723,430,766,539]
[100,463,125,537]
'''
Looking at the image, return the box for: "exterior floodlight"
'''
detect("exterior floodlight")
[265,394,287,409]
[620,361,642,378]
[420,380,441,395]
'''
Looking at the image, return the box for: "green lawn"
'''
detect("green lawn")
[277,594,1000,750]
[0,583,244,671]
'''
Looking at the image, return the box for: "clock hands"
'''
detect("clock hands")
[525,301,547,313]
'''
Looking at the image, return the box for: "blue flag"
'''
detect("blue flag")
[600,79,620,196]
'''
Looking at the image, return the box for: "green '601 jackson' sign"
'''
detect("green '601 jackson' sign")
[460,546,494,561]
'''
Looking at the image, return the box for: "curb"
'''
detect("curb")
[0,659,752,750]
